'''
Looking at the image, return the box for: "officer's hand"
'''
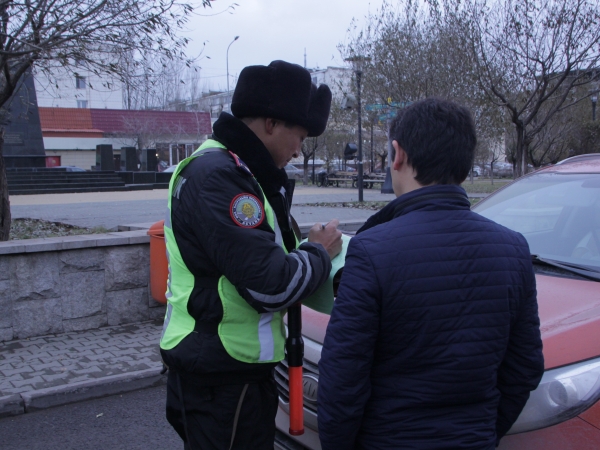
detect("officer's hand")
[308,219,343,260]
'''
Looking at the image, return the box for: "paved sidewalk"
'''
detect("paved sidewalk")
[0,320,164,417]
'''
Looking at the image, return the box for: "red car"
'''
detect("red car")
[275,153,600,449]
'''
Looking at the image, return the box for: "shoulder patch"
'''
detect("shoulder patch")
[230,193,265,228]
[229,151,253,176]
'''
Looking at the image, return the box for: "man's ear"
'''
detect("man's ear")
[391,141,406,171]
[264,118,278,135]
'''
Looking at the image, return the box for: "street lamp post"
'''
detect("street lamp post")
[345,55,371,201]
[226,36,239,92]
[356,70,364,202]
[592,95,598,121]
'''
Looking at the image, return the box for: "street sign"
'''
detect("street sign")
[378,111,398,122]
[366,101,411,111]
[365,103,388,111]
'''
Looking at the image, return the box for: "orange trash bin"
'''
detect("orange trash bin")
[147,220,168,304]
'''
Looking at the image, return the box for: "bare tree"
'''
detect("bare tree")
[340,0,505,172]
[0,0,210,240]
[431,0,600,177]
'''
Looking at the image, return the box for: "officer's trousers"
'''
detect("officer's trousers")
[166,369,278,450]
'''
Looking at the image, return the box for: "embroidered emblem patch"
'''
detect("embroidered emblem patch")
[230,194,264,228]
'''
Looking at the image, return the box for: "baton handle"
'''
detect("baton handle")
[286,302,304,436]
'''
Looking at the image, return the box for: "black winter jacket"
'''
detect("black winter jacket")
[317,184,544,450]
[161,113,331,384]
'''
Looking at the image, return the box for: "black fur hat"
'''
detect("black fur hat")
[231,60,332,137]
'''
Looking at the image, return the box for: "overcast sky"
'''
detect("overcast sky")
[184,0,386,92]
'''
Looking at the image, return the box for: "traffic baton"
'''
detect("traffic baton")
[286,302,304,436]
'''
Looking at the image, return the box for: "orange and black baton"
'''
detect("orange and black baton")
[286,301,304,436]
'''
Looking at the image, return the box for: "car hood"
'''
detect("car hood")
[300,274,600,370]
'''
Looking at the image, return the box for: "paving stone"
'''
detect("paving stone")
[1,385,33,394]
[31,361,63,371]
[12,376,44,388]
[0,381,14,390]
[72,366,102,375]
[69,375,92,383]
[111,348,137,357]
[86,352,115,361]
[41,372,71,382]
[1,366,33,376]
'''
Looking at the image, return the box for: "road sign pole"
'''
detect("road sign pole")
[357,70,363,202]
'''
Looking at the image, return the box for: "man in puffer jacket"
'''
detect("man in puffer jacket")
[318,98,544,449]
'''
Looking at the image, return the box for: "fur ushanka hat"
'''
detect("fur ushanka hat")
[231,60,332,137]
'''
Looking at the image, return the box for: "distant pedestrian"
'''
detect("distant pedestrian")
[317,98,544,450]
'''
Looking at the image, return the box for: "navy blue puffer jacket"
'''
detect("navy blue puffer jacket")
[317,185,544,450]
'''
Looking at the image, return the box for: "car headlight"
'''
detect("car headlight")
[508,357,600,434]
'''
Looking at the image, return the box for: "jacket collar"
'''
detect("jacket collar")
[211,112,290,194]
[357,184,470,234]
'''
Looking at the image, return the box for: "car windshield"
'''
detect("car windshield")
[474,172,600,273]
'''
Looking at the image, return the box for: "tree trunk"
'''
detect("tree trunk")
[0,128,11,241]
[514,125,526,178]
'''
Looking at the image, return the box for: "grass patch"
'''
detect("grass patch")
[9,218,110,240]
[295,201,389,210]
[461,178,511,194]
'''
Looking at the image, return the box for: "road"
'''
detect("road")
[9,185,395,230]
[0,385,181,450]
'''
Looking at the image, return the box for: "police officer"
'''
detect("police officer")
[160,60,342,449]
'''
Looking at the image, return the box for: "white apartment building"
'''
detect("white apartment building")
[183,66,353,126]
[34,65,123,110]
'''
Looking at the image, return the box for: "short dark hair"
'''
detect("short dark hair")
[388,98,476,185]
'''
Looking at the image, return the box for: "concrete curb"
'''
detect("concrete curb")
[0,367,167,417]
[0,394,24,418]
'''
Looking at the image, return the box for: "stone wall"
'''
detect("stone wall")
[0,231,165,342]
[0,219,366,343]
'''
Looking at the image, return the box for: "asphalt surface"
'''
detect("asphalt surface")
[9,184,396,230]
[0,385,180,450]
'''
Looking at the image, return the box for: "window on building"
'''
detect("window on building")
[312,76,318,84]
[75,76,86,89]
[77,100,88,108]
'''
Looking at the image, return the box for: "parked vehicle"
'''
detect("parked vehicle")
[53,165,86,172]
[469,164,483,177]
[486,161,514,178]
[162,165,177,173]
[285,164,304,180]
[275,153,600,450]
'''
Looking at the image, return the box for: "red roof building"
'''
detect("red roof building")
[39,108,212,170]
[39,108,211,137]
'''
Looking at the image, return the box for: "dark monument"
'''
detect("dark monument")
[1,68,46,168]
[141,148,158,172]
[96,144,115,171]
[120,146,138,171]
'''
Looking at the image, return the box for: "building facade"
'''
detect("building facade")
[34,65,123,110]
[39,108,211,169]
